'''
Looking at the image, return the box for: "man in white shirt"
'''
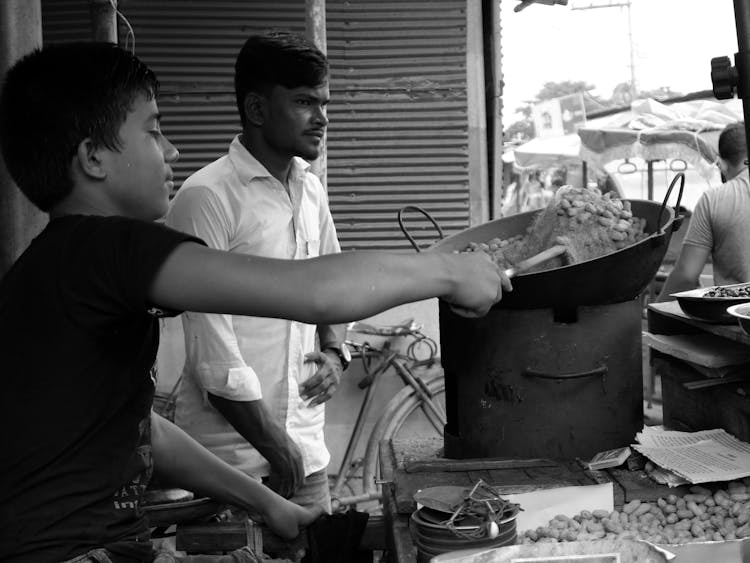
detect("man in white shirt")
[166,31,345,511]
[657,122,750,300]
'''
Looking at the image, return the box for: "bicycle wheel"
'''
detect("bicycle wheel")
[360,374,445,499]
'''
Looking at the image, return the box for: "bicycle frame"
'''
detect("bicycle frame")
[329,320,446,512]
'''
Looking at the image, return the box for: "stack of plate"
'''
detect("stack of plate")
[410,485,520,563]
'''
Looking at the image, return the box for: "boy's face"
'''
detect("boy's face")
[260,82,330,161]
[100,95,178,220]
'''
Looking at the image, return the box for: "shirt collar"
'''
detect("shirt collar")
[228,135,311,186]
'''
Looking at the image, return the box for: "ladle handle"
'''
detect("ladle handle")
[398,205,445,253]
[504,245,568,278]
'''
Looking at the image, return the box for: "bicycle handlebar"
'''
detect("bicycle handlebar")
[346,319,422,337]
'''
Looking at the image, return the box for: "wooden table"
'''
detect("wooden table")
[647,301,750,440]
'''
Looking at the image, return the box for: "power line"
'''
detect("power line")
[570,0,637,101]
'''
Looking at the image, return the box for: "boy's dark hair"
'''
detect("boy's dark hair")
[234,31,329,128]
[718,121,747,167]
[0,42,158,211]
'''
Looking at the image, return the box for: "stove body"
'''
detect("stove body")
[440,298,643,460]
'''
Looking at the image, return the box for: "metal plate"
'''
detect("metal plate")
[671,283,750,323]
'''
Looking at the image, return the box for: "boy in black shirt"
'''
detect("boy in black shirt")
[0,42,510,563]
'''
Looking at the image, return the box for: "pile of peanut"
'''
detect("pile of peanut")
[520,481,750,545]
[551,186,647,251]
[461,187,649,272]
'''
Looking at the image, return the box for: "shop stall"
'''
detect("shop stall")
[377,161,750,561]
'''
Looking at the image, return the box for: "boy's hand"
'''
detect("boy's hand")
[443,252,512,317]
[300,351,342,406]
[260,498,326,540]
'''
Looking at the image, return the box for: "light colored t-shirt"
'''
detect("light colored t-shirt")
[683,170,750,285]
[165,135,341,478]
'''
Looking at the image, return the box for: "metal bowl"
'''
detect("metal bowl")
[727,303,750,336]
[671,283,750,323]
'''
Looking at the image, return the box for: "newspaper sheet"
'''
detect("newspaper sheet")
[633,427,750,484]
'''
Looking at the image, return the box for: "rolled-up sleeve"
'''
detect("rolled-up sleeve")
[166,185,262,401]
[683,191,713,250]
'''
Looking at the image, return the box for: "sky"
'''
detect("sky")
[500,0,740,119]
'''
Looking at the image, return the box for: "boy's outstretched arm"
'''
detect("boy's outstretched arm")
[150,412,323,539]
[150,243,511,324]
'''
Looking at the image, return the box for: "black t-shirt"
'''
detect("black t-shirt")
[0,215,203,563]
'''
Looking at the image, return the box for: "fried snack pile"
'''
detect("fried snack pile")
[520,480,750,545]
[463,186,649,273]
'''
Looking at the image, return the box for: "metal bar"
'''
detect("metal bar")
[0,0,46,279]
[647,160,654,200]
[89,0,117,43]
[733,0,750,155]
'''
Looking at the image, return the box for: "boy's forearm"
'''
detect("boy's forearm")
[150,411,277,514]
[153,243,458,324]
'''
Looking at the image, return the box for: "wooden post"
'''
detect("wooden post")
[89,0,117,44]
[490,0,504,220]
[466,0,490,225]
[305,0,327,188]
[0,0,46,278]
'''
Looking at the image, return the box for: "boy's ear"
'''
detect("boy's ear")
[243,92,266,127]
[74,138,107,180]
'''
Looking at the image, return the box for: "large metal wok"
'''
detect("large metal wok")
[400,175,685,309]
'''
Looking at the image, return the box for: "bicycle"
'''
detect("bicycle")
[329,318,446,513]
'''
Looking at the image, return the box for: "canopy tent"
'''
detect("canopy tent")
[507,96,743,199]
[511,108,636,171]
[577,98,744,186]
[512,133,581,169]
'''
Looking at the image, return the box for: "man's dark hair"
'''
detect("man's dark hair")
[234,31,329,128]
[0,42,159,211]
[718,121,747,167]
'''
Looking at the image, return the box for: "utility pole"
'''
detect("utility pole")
[305,0,327,188]
[571,0,637,102]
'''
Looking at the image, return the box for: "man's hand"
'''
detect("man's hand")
[300,350,343,407]
[207,394,304,499]
[264,434,305,499]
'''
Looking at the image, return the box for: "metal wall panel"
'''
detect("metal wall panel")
[326,0,471,250]
[118,0,306,194]
[40,0,477,251]
[42,0,90,43]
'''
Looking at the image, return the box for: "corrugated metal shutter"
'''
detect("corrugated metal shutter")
[41,0,90,43]
[326,0,471,250]
[40,0,478,252]
[116,0,306,193]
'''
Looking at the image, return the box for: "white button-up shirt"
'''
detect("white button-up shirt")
[165,135,341,478]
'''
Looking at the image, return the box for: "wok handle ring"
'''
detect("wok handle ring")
[656,172,685,236]
[397,205,445,253]
[523,365,608,381]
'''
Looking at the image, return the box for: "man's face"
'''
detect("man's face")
[99,95,179,220]
[260,82,330,161]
